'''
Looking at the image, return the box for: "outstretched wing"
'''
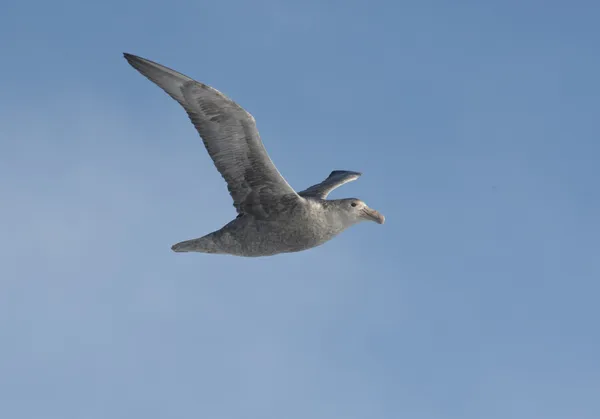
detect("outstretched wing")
[299,170,362,199]
[124,53,300,218]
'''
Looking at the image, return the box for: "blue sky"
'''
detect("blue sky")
[1,0,599,418]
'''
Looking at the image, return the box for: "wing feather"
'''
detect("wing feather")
[299,170,361,199]
[124,53,299,217]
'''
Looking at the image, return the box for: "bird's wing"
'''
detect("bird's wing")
[124,53,300,218]
[298,170,362,199]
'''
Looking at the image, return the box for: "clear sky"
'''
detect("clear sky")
[1,0,599,418]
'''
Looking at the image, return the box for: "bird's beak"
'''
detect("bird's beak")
[362,207,385,224]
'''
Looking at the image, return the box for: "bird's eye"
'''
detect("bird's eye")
[351,202,357,207]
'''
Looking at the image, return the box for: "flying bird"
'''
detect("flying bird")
[124,53,384,257]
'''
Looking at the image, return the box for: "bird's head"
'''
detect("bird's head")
[336,198,385,225]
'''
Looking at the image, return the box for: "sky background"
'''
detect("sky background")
[1,0,599,418]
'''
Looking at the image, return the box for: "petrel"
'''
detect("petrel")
[124,53,385,257]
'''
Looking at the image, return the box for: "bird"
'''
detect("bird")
[124,53,384,257]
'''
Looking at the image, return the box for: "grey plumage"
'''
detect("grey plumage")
[124,53,384,257]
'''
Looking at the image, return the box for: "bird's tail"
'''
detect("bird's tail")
[171,234,222,254]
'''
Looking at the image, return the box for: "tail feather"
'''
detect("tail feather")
[171,236,221,254]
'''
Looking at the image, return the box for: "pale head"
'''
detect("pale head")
[334,198,385,225]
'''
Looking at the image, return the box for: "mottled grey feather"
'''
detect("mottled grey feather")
[299,170,362,199]
[123,53,299,218]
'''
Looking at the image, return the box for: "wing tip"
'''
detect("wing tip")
[329,170,362,177]
[123,52,136,62]
[123,52,145,71]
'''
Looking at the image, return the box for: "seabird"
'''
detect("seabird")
[124,53,385,257]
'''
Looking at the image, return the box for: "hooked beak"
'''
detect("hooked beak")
[362,207,385,224]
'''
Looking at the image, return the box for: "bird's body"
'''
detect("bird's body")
[124,53,384,257]
[173,197,357,257]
